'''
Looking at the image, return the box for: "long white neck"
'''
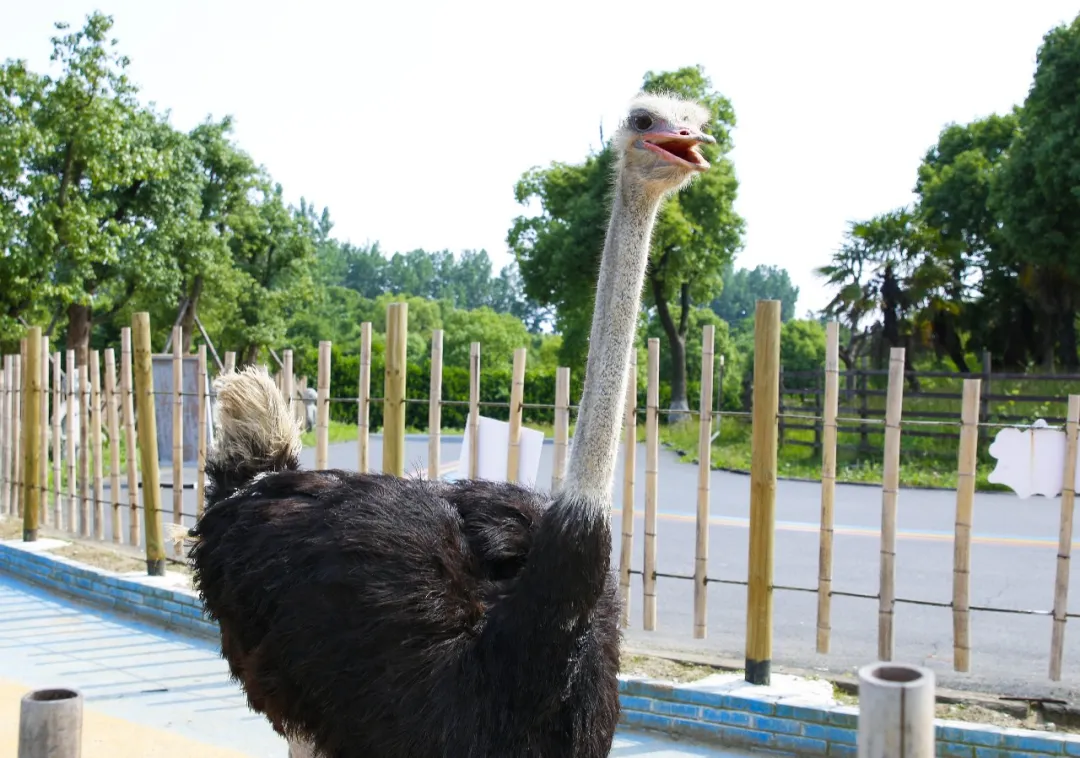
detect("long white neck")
[562,174,662,504]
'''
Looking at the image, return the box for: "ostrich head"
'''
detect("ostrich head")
[612,91,715,194]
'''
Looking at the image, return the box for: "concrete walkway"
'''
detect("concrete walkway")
[0,574,749,757]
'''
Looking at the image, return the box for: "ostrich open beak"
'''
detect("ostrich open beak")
[639,129,715,171]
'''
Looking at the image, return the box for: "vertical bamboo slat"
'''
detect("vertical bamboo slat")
[643,338,660,631]
[90,351,104,541]
[51,352,62,529]
[745,301,781,685]
[694,324,715,639]
[316,340,331,471]
[468,343,480,479]
[382,304,408,477]
[105,349,122,543]
[952,378,981,673]
[65,350,76,533]
[78,362,89,537]
[2,356,10,516]
[619,351,637,626]
[12,350,21,517]
[121,329,140,547]
[171,330,183,554]
[816,321,840,654]
[1050,395,1080,681]
[196,345,207,518]
[507,348,527,482]
[39,335,48,524]
[878,346,906,662]
[132,313,165,575]
[224,351,236,373]
[21,328,42,541]
[428,330,443,479]
[552,367,569,491]
[282,349,294,414]
[357,323,371,474]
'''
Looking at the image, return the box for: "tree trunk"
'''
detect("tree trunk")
[650,272,691,418]
[180,275,204,353]
[66,303,92,368]
[1057,311,1079,370]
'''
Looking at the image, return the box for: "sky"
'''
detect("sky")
[3,1,1078,317]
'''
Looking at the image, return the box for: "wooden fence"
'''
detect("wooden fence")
[1,303,1079,685]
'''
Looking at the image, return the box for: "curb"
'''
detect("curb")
[2,537,1078,757]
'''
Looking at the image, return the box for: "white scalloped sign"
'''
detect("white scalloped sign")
[987,419,1079,499]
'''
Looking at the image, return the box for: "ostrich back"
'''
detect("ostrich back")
[188,469,621,758]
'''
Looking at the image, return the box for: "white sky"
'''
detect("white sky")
[4,1,1077,316]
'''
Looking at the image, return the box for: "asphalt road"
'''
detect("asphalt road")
[50,432,1080,700]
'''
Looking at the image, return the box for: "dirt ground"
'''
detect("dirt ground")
[2,516,1076,734]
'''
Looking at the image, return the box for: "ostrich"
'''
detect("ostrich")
[187,91,716,758]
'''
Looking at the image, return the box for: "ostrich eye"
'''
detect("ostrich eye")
[632,113,654,131]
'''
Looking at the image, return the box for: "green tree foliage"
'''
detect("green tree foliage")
[710,264,799,324]
[817,12,1080,374]
[509,65,745,412]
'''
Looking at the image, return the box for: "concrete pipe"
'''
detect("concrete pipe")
[18,688,83,758]
[857,662,935,758]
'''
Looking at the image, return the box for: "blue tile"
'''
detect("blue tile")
[941,727,1002,748]
[752,715,802,735]
[1001,733,1064,754]
[825,727,856,745]
[777,702,829,723]
[721,725,777,749]
[774,733,827,755]
[828,745,856,758]
[939,742,975,758]
[618,695,653,712]
[701,708,751,726]
[650,699,702,720]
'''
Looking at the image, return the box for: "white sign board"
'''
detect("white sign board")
[987,419,1080,498]
[450,414,545,487]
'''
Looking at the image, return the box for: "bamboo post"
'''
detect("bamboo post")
[507,347,527,482]
[816,321,840,654]
[51,352,62,529]
[357,323,371,474]
[952,378,981,673]
[17,687,83,758]
[552,367,570,491]
[468,342,480,479]
[196,345,207,518]
[21,327,42,541]
[132,313,165,576]
[857,663,935,758]
[316,340,331,470]
[78,361,89,537]
[383,303,408,477]
[745,300,781,685]
[643,338,660,631]
[428,329,443,479]
[171,329,183,554]
[878,346,906,662]
[694,324,715,639]
[282,349,293,413]
[65,350,76,533]
[12,350,21,517]
[39,335,48,524]
[105,349,122,543]
[90,351,104,541]
[2,356,10,517]
[619,351,637,626]
[1050,394,1080,681]
[224,351,236,373]
[121,329,140,546]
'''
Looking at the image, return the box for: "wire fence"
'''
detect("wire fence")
[1,310,1080,683]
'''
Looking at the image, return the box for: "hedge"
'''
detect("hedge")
[292,344,707,431]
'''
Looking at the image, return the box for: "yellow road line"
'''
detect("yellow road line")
[611,508,1075,550]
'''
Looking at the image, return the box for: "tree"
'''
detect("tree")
[710,264,799,325]
[993,13,1080,370]
[5,12,179,365]
[510,65,744,413]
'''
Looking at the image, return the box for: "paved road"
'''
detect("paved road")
[47,432,1080,700]
[0,574,750,757]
